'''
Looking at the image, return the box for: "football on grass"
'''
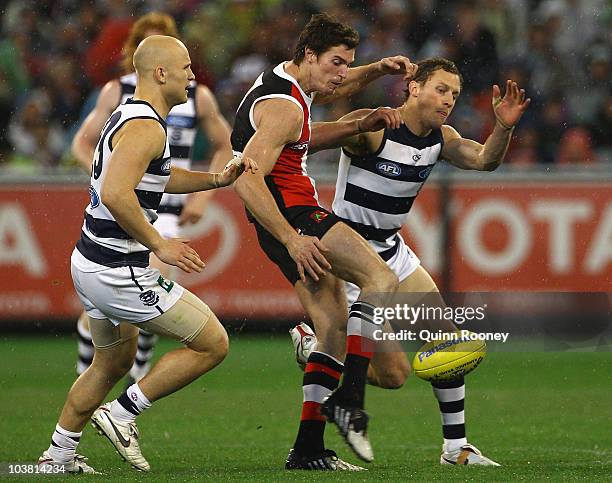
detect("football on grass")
[412,332,486,382]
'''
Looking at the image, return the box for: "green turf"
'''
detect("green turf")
[1,333,611,481]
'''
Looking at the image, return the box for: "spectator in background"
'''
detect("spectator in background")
[558,127,595,164]
[445,1,499,96]
[538,95,568,164]
[84,4,133,86]
[7,89,67,170]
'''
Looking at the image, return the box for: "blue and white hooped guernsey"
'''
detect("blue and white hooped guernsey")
[76,99,170,267]
[120,73,198,215]
[332,125,444,259]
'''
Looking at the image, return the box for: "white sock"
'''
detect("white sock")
[47,424,81,463]
[111,383,152,423]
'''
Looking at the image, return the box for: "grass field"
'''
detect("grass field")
[1,333,611,481]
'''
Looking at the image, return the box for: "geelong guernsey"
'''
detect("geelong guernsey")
[76,99,170,267]
[120,73,198,214]
[332,125,443,255]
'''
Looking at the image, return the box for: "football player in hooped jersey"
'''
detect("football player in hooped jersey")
[72,13,233,385]
[232,13,417,469]
[291,57,531,466]
[38,36,256,474]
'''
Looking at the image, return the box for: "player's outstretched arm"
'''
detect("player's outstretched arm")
[315,55,418,105]
[177,86,235,227]
[165,155,257,194]
[442,80,530,171]
[102,120,205,273]
[310,107,402,154]
[71,80,121,172]
[233,99,331,282]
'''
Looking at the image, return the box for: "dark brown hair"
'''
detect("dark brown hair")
[292,13,359,65]
[121,12,179,74]
[405,57,463,99]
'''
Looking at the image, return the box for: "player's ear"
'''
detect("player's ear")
[155,65,166,84]
[408,80,420,97]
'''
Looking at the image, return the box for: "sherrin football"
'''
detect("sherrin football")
[412,331,486,382]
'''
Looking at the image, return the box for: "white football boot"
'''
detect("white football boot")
[38,451,100,474]
[91,403,150,471]
[289,322,317,369]
[440,443,500,466]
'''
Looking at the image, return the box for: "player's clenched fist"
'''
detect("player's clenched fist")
[286,235,332,283]
[153,238,206,273]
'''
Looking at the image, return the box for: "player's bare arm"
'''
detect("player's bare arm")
[442,80,530,171]
[310,107,402,154]
[165,155,257,194]
[71,80,121,172]
[233,98,331,282]
[315,55,418,105]
[102,119,205,273]
[178,85,234,226]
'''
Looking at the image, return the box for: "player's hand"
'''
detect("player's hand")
[377,55,418,81]
[215,155,258,187]
[492,80,531,130]
[358,107,403,132]
[286,234,332,283]
[178,193,210,226]
[153,238,205,273]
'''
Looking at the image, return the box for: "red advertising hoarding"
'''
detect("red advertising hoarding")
[0,182,610,319]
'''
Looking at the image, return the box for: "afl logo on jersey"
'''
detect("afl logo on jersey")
[161,158,171,174]
[419,166,434,179]
[89,186,100,208]
[376,161,402,177]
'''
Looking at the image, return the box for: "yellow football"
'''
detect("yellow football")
[412,331,486,382]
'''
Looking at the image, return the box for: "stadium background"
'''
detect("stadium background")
[0,1,610,479]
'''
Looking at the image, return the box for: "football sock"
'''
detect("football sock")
[293,351,343,455]
[47,424,81,463]
[432,377,467,452]
[76,314,93,375]
[111,383,152,423]
[341,301,377,408]
[129,331,157,381]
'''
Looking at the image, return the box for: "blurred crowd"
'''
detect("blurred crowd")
[0,0,610,172]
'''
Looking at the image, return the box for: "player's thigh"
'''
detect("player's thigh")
[321,222,395,288]
[88,317,139,373]
[294,274,348,358]
[137,289,226,353]
[395,265,455,332]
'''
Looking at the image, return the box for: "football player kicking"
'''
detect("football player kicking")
[291,57,530,466]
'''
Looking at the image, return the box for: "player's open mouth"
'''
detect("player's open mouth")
[437,110,448,118]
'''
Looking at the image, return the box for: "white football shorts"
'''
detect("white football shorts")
[71,248,184,325]
[345,233,420,307]
[154,212,181,239]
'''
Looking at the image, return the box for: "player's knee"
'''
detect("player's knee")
[376,362,411,389]
[370,267,399,294]
[188,318,229,367]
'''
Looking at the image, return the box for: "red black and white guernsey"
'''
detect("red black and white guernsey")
[231,62,319,211]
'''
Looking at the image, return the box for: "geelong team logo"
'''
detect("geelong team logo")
[161,158,171,174]
[419,166,434,179]
[376,161,401,177]
[89,186,100,208]
[139,290,160,306]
